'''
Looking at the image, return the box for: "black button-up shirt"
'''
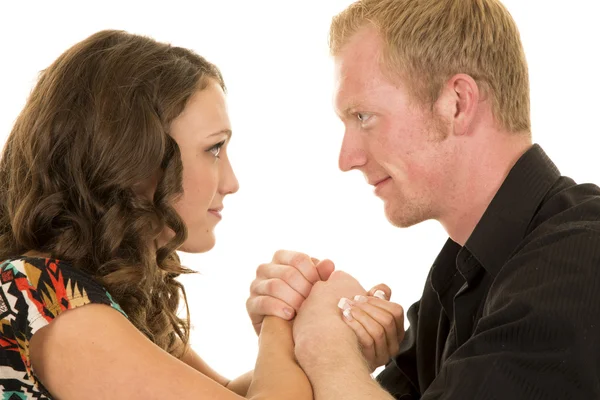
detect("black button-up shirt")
[377,144,600,399]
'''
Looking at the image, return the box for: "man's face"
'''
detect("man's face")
[334,27,458,227]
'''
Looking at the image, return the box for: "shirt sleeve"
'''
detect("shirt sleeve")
[6,257,128,339]
[1,257,128,395]
[421,228,600,399]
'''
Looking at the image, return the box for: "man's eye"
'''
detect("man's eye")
[357,113,370,123]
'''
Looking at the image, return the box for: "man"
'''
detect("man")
[247,0,600,398]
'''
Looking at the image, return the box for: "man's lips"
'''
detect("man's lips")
[375,177,391,186]
[373,177,391,195]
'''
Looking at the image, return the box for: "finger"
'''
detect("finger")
[255,263,312,298]
[358,296,405,340]
[246,295,296,324]
[251,278,306,311]
[345,306,389,368]
[352,298,401,357]
[246,296,295,335]
[272,250,321,284]
[340,308,376,371]
[316,259,335,281]
[368,283,392,300]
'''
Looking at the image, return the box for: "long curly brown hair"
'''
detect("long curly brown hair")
[0,29,225,356]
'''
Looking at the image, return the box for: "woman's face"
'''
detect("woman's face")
[165,79,239,253]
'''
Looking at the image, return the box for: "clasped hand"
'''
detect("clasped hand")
[246,250,405,372]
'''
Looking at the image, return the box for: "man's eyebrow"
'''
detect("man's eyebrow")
[338,102,359,118]
[343,106,357,116]
[208,129,232,138]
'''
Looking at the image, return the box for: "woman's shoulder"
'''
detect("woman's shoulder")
[0,256,129,397]
[0,256,128,321]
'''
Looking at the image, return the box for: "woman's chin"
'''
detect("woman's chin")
[178,233,216,254]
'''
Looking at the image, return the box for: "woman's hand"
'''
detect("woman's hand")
[246,250,335,335]
[337,284,405,372]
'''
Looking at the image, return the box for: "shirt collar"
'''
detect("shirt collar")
[463,144,561,278]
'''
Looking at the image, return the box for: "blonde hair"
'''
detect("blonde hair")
[330,0,530,133]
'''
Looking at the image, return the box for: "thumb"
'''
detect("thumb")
[368,283,392,300]
[315,259,335,281]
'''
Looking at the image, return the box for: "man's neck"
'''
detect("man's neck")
[440,134,532,246]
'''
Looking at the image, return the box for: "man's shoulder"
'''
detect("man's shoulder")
[500,211,600,292]
[494,178,600,290]
[487,218,600,317]
[527,178,600,241]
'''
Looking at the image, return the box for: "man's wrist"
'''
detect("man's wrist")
[296,335,391,399]
[295,329,369,375]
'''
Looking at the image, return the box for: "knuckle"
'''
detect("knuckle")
[290,252,309,267]
[374,326,386,341]
[249,278,261,293]
[263,278,280,294]
[360,335,375,350]
[272,249,288,262]
[381,314,395,328]
[393,305,405,320]
[361,338,375,352]
[256,263,270,277]
[254,295,266,309]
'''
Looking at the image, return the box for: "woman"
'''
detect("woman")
[0,30,311,399]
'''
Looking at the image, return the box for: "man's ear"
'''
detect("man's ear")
[435,73,480,136]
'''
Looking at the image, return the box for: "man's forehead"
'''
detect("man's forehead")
[334,31,384,89]
[334,55,383,108]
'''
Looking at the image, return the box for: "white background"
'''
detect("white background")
[1,0,599,381]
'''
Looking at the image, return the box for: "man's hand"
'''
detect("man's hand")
[246,250,335,335]
[292,270,368,370]
[338,284,405,372]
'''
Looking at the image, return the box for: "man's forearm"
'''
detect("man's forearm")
[297,335,394,400]
[310,364,394,400]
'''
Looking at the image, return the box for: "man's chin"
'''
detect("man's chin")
[385,206,427,228]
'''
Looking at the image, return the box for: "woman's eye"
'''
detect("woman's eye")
[208,141,225,158]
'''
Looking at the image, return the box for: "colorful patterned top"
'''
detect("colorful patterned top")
[0,257,127,399]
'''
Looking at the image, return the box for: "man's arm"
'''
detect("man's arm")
[296,330,395,400]
[420,229,600,399]
[293,270,395,400]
